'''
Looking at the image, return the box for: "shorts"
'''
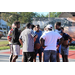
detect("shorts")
[61,45,69,55]
[57,42,61,53]
[13,45,20,55]
[34,47,44,55]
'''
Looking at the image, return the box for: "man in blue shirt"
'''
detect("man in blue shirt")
[33,25,43,62]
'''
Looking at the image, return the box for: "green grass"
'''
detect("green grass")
[0,46,10,50]
[0,41,9,46]
[69,46,75,50]
[0,41,75,50]
[0,41,9,50]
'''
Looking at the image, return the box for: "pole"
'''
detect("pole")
[48,12,50,21]
[49,12,50,18]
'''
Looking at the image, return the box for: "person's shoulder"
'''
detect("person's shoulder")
[39,30,42,32]
[13,28,18,31]
[64,33,70,37]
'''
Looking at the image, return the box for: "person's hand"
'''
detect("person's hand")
[43,45,47,49]
[66,44,70,48]
[35,35,38,39]
[56,45,59,51]
[56,47,59,51]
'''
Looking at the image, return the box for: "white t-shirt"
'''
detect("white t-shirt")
[41,31,62,51]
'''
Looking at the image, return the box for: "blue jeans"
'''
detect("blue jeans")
[44,50,57,62]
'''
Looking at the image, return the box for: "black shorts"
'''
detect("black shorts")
[23,52,34,62]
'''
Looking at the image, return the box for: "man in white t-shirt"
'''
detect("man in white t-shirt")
[40,24,63,62]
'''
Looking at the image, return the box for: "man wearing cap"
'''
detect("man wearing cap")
[40,24,63,62]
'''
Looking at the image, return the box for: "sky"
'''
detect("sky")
[35,12,49,16]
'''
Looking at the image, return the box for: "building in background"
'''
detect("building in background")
[59,12,75,18]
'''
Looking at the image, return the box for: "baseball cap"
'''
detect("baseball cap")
[46,24,53,29]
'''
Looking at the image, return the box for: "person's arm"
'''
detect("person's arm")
[66,36,72,48]
[40,38,47,48]
[7,30,11,42]
[34,35,38,42]
[31,30,38,42]
[19,39,23,46]
[57,33,64,50]
[40,33,47,48]
[56,37,64,51]
[19,32,23,46]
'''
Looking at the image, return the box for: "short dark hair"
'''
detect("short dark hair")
[36,25,40,28]
[14,21,20,26]
[26,23,32,28]
[61,27,64,30]
[31,25,35,30]
[55,22,61,26]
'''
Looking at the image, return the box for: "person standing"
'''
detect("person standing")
[61,27,72,62]
[40,24,63,62]
[54,22,63,62]
[12,21,21,62]
[33,25,43,62]
[7,23,15,62]
[19,23,37,62]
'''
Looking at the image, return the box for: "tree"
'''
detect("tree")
[46,12,62,17]
[19,12,37,23]
[1,12,37,27]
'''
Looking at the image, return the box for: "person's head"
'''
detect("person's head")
[61,27,64,33]
[14,21,20,28]
[46,24,53,31]
[12,23,15,29]
[55,22,61,29]
[31,25,35,30]
[44,26,47,31]
[35,25,40,32]
[26,23,32,29]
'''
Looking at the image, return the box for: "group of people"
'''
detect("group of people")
[7,21,72,62]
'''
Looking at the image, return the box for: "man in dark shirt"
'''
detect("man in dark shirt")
[61,27,72,62]
[12,21,21,62]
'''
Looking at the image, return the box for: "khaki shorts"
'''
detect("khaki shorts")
[13,45,20,55]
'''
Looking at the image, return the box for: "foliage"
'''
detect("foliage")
[1,12,62,27]
[1,12,37,27]
[46,12,62,17]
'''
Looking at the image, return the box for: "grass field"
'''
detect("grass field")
[69,46,75,50]
[0,41,9,46]
[0,41,9,50]
[0,41,75,50]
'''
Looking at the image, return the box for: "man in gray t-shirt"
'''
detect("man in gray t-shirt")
[19,23,37,62]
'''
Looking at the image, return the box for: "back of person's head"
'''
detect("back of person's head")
[55,22,61,26]
[26,23,32,28]
[36,25,40,28]
[46,24,53,31]
[61,27,64,30]
[14,21,20,26]
[31,25,35,30]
